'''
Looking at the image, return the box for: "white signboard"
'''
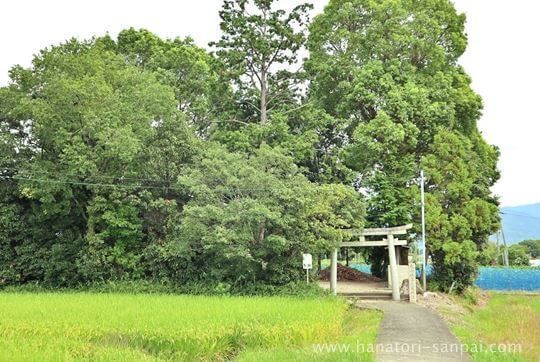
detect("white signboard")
[302,253,313,270]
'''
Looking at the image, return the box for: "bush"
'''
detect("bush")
[0,279,330,298]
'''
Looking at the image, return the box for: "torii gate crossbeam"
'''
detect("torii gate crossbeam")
[330,224,412,301]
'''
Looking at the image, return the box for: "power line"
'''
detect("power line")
[1,167,169,183]
[3,175,181,191]
[0,175,293,193]
[0,168,299,193]
[500,211,540,221]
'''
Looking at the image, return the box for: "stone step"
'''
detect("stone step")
[339,292,394,300]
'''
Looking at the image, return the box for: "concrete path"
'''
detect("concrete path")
[358,301,471,362]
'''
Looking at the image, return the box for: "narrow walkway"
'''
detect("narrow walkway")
[358,301,471,362]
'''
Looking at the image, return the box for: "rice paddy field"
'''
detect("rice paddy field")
[0,293,382,361]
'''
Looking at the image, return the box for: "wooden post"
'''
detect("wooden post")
[330,248,338,295]
[388,234,400,301]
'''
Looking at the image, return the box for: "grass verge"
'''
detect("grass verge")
[429,291,539,361]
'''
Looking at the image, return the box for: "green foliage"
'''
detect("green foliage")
[421,129,500,292]
[477,240,535,267]
[212,0,312,124]
[0,37,193,286]
[308,0,500,292]
[477,243,501,266]
[177,143,364,285]
[518,240,540,259]
[1,280,328,298]
[114,28,225,136]
[1,0,500,295]
[508,245,530,266]
[0,25,364,290]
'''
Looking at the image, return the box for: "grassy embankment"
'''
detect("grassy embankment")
[435,292,539,361]
[0,293,381,361]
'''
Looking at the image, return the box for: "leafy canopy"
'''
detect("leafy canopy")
[212,0,313,124]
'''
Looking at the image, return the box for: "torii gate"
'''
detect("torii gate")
[329,224,413,301]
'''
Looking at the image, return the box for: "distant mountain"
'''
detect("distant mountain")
[498,203,540,244]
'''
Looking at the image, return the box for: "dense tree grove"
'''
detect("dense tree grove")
[0,0,499,292]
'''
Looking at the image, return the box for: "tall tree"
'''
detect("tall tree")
[212,0,312,124]
[307,0,500,289]
[421,129,500,291]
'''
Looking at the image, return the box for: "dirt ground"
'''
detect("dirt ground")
[318,280,390,293]
[417,290,490,325]
[319,264,382,282]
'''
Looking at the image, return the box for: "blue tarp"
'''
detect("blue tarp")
[351,264,540,291]
[475,267,540,291]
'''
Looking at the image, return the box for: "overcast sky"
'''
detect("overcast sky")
[1,0,538,206]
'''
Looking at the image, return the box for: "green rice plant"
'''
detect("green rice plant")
[0,293,380,361]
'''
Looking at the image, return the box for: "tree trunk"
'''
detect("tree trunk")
[260,69,268,124]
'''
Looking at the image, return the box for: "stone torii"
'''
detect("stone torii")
[330,224,413,301]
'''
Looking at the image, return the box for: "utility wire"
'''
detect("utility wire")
[500,211,540,221]
[1,167,169,183]
[0,175,293,193]
[3,175,181,191]
[0,168,296,192]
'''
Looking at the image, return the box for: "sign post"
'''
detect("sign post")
[303,253,313,283]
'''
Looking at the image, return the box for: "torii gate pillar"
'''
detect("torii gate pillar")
[387,234,400,301]
[330,248,338,295]
[330,224,412,300]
